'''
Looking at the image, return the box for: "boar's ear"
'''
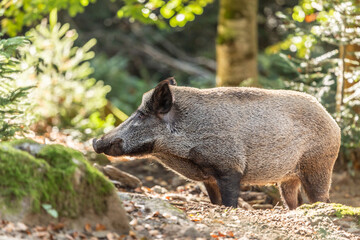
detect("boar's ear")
[165,77,177,86]
[151,79,175,114]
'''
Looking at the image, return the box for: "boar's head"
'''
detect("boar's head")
[92,77,177,156]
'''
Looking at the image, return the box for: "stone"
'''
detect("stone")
[152,185,168,194]
[182,226,201,238]
[0,140,129,234]
[252,204,273,210]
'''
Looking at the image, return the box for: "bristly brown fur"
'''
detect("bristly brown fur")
[93,78,341,209]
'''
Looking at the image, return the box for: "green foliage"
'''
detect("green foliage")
[91,53,215,115]
[117,0,213,28]
[0,140,114,217]
[0,0,95,36]
[19,16,114,139]
[91,54,159,115]
[1,0,213,34]
[269,0,360,155]
[0,36,33,140]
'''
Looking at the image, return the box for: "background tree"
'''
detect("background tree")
[216,0,258,86]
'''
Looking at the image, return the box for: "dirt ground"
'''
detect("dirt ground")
[330,171,360,207]
[109,157,360,239]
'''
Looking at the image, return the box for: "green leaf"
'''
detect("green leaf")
[42,204,59,218]
[49,8,58,30]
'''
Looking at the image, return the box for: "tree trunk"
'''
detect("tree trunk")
[335,44,346,122]
[216,0,258,87]
[336,43,360,121]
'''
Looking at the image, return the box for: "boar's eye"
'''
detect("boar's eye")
[137,111,146,120]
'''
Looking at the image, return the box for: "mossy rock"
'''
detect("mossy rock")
[300,202,360,225]
[0,139,129,233]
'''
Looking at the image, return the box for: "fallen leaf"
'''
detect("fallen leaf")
[129,218,138,226]
[149,229,160,236]
[4,222,14,233]
[34,231,49,238]
[212,219,224,224]
[106,232,115,240]
[35,226,47,232]
[79,233,87,239]
[15,222,28,231]
[227,231,235,237]
[95,223,106,231]
[163,213,171,219]
[65,234,74,240]
[190,215,203,222]
[51,223,65,231]
[210,233,219,238]
[135,225,145,231]
[129,230,137,237]
[134,187,142,193]
[72,231,79,238]
[141,186,152,193]
[84,223,92,233]
[145,176,154,181]
[152,211,160,217]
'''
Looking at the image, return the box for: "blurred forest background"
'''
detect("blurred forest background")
[1,0,359,173]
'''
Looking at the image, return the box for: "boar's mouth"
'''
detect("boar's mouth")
[92,138,155,157]
[125,141,155,156]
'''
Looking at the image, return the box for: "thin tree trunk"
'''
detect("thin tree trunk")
[335,44,346,122]
[216,0,258,87]
[343,44,360,99]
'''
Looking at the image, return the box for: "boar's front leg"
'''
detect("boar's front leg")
[215,170,242,207]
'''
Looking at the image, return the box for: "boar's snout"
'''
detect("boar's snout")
[92,137,124,156]
[92,138,105,154]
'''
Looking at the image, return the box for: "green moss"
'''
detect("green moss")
[8,138,39,146]
[0,140,114,218]
[299,202,321,210]
[300,202,360,224]
[332,204,360,220]
[0,142,48,210]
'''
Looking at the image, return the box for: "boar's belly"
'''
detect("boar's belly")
[241,162,299,185]
[152,153,211,182]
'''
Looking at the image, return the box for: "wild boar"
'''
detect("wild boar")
[93,78,341,210]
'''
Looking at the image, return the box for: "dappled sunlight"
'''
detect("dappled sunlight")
[0,0,359,239]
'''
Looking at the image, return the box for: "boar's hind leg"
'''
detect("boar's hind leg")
[300,169,332,204]
[204,179,222,205]
[215,171,242,208]
[279,178,302,210]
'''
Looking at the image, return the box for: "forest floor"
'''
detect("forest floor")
[1,132,359,240]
